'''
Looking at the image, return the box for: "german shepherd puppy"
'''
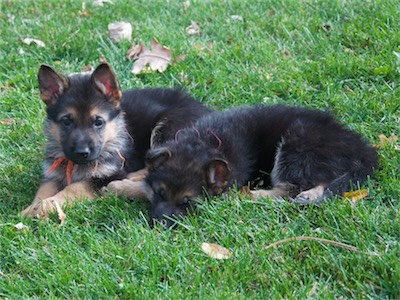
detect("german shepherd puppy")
[142,105,377,226]
[21,63,211,221]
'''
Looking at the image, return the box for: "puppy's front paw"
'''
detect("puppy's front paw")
[104,179,145,199]
[21,197,66,225]
[126,169,148,181]
[21,198,54,218]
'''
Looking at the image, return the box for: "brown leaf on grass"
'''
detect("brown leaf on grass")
[78,2,91,17]
[174,53,187,64]
[108,22,132,42]
[100,54,107,63]
[179,71,189,83]
[81,65,94,72]
[127,44,144,60]
[186,21,201,35]
[322,24,332,31]
[93,0,113,6]
[21,38,45,47]
[7,14,15,23]
[183,1,190,10]
[0,118,15,125]
[201,242,232,260]
[374,134,399,149]
[14,222,29,232]
[283,49,291,57]
[129,38,172,74]
[343,189,368,204]
[230,15,244,22]
[344,47,354,53]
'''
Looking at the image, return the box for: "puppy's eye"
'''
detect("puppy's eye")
[181,196,190,206]
[158,188,166,199]
[60,116,73,128]
[93,117,105,128]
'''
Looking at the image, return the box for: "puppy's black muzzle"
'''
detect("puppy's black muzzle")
[150,202,179,228]
[66,144,100,165]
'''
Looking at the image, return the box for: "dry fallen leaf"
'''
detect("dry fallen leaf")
[14,222,29,231]
[201,242,232,260]
[183,0,190,10]
[343,189,368,204]
[174,53,187,63]
[179,71,189,83]
[108,22,132,42]
[129,38,172,74]
[78,2,91,17]
[322,24,332,31]
[374,134,399,148]
[127,44,144,60]
[93,0,113,6]
[22,38,45,47]
[186,21,201,35]
[283,49,291,57]
[0,118,15,125]
[7,13,15,23]
[81,65,94,72]
[100,54,107,63]
[230,15,244,22]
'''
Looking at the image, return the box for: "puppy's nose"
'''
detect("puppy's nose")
[75,146,90,159]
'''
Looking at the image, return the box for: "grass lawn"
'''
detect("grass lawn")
[1,0,399,298]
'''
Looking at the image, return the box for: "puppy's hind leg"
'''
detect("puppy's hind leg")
[291,185,327,205]
[292,172,367,205]
[250,183,299,200]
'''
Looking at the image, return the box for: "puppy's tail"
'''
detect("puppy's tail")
[324,168,376,201]
[326,142,378,198]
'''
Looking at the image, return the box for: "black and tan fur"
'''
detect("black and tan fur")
[21,63,211,221]
[140,105,377,226]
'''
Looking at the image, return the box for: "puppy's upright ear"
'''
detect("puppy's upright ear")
[91,63,122,107]
[206,159,231,195]
[38,65,69,106]
[146,147,172,170]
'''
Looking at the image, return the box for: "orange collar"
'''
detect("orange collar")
[45,150,125,186]
[46,157,74,185]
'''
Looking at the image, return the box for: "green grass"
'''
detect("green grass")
[1,0,399,298]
